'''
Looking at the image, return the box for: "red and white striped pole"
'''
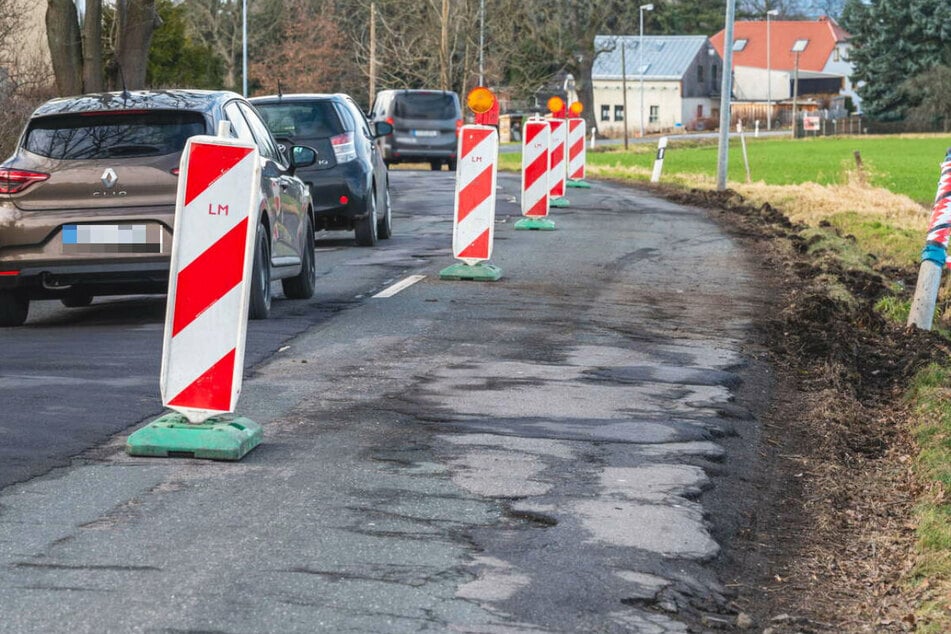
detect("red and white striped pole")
[548,118,569,208]
[515,116,555,231]
[566,101,591,189]
[127,129,264,460]
[440,87,502,281]
[908,147,951,330]
[545,95,569,208]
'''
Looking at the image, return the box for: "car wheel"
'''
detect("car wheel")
[429,160,441,171]
[0,290,29,327]
[448,158,457,171]
[282,214,316,300]
[248,224,272,320]
[61,293,93,308]
[377,182,392,240]
[354,189,378,247]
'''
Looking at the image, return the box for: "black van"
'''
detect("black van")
[371,89,462,171]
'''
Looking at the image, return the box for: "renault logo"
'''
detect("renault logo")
[101,168,118,189]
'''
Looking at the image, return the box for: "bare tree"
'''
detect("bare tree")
[344,0,476,97]
[249,0,358,96]
[0,1,55,156]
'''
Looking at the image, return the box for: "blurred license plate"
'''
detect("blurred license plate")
[62,224,162,253]
[412,130,438,137]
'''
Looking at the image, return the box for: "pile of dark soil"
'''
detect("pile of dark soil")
[659,185,949,632]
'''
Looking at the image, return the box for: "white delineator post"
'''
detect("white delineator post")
[126,133,265,460]
[908,149,951,330]
[650,136,669,183]
[439,124,502,280]
[516,117,555,230]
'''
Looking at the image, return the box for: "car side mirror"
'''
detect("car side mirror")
[290,145,317,169]
[373,121,393,138]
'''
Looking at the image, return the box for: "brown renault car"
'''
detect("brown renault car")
[0,90,319,326]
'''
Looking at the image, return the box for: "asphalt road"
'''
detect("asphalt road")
[0,169,774,632]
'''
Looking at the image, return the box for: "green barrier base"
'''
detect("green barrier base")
[439,262,503,281]
[550,197,570,208]
[126,412,263,461]
[566,179,592,189]
[514,217,556,231]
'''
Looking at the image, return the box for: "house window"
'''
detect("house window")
[697,65,704,82]
[712,64,718,83]
[600,105,610,121]
[649,106,659,123]
[733,39,748,52]
[697,104,704,118]
[614,105,624,121]
[833,47,840,62]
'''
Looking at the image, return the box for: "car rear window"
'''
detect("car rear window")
[23,111,207,160]
[393,93,458,120]
[255,102,345,139]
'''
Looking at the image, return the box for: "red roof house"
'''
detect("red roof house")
[711,16,859,115]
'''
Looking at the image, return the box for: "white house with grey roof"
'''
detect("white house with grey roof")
[592,35,723,136]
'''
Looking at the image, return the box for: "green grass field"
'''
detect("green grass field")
[501,134,951,205]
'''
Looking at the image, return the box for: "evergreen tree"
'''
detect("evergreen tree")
[148,0,224,89]
[842,0,950,121]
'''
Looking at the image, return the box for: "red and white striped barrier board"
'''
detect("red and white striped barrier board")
[520,118,551,217]
[548,118,567,198]
[567,118,586,181]
[452,124,499,265]
[160,136,261,423]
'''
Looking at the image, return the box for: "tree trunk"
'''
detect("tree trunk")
[115,0,159,90]
[46,0,83,96]
[83,0,104,93]
[574,56,597,133]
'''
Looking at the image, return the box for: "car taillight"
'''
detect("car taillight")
[386,117,394,126]
[0,169,49,195]
[330,131,357,163]
[456,119,463,133]
[170,167,180,176]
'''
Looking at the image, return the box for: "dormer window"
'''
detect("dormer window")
[733,39,748,51]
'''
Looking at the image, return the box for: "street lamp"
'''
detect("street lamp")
[242,0,248,96]
[639,3,654,138]
[791,39,807,138]
[766,9,778,130]
[479,0,485,86]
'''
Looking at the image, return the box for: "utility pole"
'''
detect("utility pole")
[369,2,376,107]
[242,0,248,96]
[479,0,485,86]
[716,0,737,191]
[621,42,629,150]
[440,0,449,90]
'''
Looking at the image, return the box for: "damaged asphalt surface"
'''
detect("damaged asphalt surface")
[0,171,776,632]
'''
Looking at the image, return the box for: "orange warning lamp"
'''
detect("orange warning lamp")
[569,101,584,117]
[467,86,496,114]
[547,96,565,115]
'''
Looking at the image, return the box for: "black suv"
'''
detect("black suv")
[251,93,393,246]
